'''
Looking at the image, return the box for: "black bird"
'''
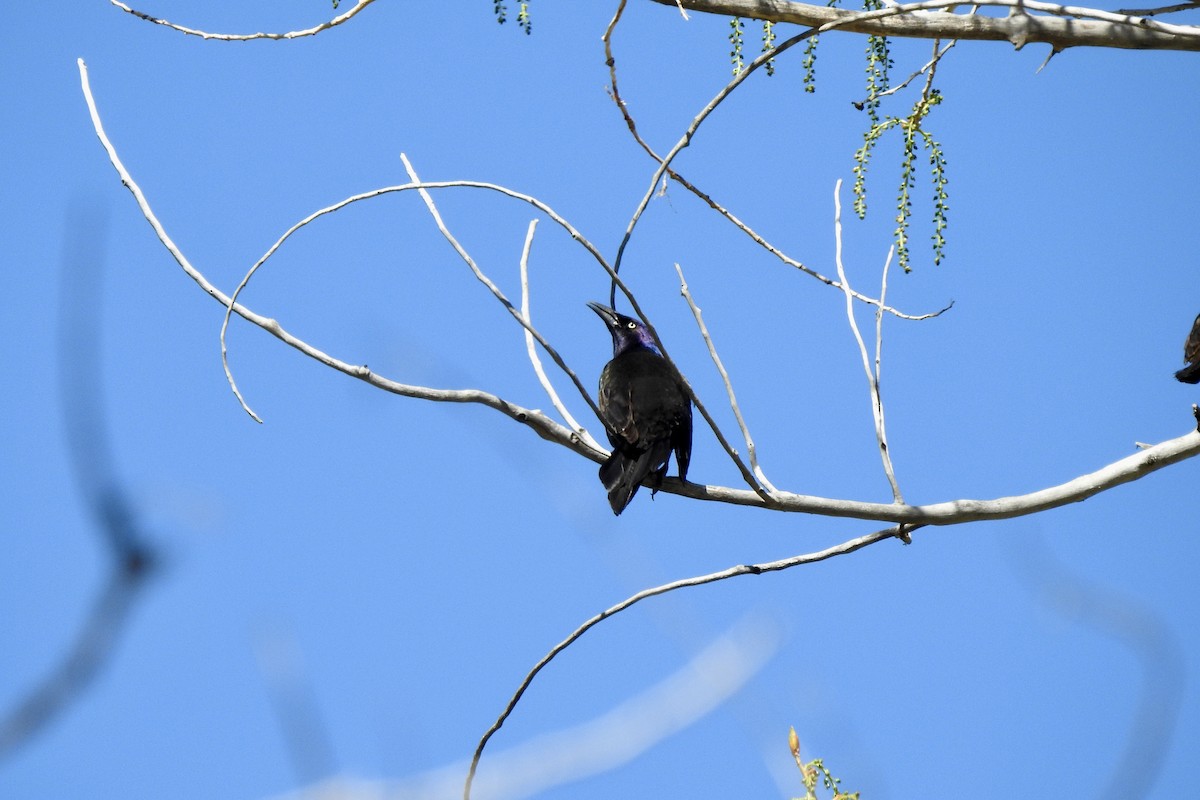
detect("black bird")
[588,302,692,515]
[1176,312,1200,384]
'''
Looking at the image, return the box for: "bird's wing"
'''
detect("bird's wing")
[1185,313,1200,365]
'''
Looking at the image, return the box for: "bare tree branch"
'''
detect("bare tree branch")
[603,1,944,320]
[270,617,775,800]
[651,0,1200,51]
[79,58,774,505]
[79,57,1200,524]
[859,36,959,106]
[661,427,1200,520]
[1115,1,1200,16]
[456,617,778,800]
[110,0,378,41]
[833,181,903,503]
[675,262,778,493]
[399,154,604,425]
[611,25,815,284]
[465,523,914,799]
[82,62,597,454]
[519,220,603,451]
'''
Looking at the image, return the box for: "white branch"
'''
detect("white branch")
[651,0,1200,51]
[110,0,377,41]
[467,523,908,798]
[606,12,952,322]
[398,154,603,424]
[833,181,903,503]
[269,617,776,800]
[519,220,602,451]
[78,58,596,455]
[675,262,777,494]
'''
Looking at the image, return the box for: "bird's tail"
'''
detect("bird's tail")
[1176,362,1200,384]
[600,448,662,516]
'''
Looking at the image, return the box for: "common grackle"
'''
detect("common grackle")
[1176,312,1200,384]
[588,302,692,515]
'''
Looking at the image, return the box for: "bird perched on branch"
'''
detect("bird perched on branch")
[1176,312,1200,384]
[588,302,692,515]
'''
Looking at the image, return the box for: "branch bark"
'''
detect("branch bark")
[650,0,1200,52]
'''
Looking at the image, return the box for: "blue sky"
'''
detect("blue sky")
[3,2,1199,798]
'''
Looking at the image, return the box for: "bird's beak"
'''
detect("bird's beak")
[587,301,619,328]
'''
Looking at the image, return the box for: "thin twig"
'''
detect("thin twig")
[110,0,377,40]
[465,522,915,799]
[78,59,598,455]
[611,28,815,284]
[858,38,958,106]
[452,617,774,799]
[675,262,777,494]
[833,180,903,502]
[875,244,900,498]
[399,154,603,424]
[614,294,771,500]
[218,175,613,423]
[519,219,601,451]
[1115,1,1200,15]
[603,9,950,320]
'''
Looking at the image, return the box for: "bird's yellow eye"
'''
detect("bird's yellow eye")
[626,321,636,329]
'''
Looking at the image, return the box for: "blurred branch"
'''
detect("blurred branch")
[650,0,1200,51]
[0,204,156,760]
[1008,535,1186,800]
[253,626,336,786]
[110,0,378,40]
[0,562,150,758]
[465,523,915,799]
[271,617,776,800]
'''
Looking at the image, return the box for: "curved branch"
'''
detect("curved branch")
[2,205,157,760]
[465,522,912,799]
[77,58,602,461]
[110,0,378,41]
[651,0,1200,52]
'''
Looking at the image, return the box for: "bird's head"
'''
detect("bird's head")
[587,302,660,357]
